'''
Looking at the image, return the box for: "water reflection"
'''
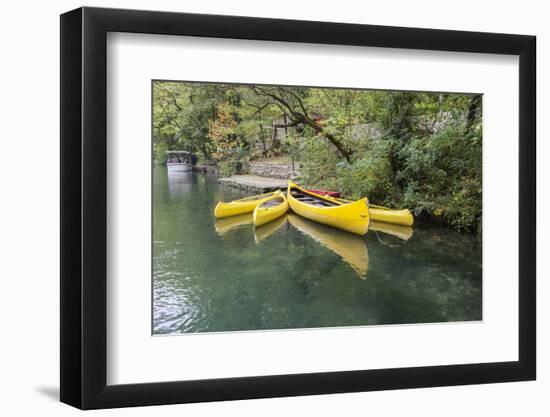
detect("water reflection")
[287,213,368,278]
[153,168,482,334]
[167,170,193,195]
[220,211,371,278]
[254,215,288,244]
[215,213,414,278]
[370,221,414,241]
[215,213,254,236]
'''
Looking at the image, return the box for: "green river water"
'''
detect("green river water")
[153,168,482,334]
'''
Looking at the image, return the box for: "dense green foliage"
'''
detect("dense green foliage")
[153,82,482,231]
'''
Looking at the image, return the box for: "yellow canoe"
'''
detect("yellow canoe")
[369,204,414,226]
[335,198,414,227]
[214,190,281,218]
[287,213,368,278]
[287,181,369,235]
[253,192,289,227]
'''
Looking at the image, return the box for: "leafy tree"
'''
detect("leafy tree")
[152,81,483,230]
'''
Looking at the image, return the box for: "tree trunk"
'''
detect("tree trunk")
[199,144,209,161]
[271,121,280,150]
[299,116,353,163]
[466,95,482,133]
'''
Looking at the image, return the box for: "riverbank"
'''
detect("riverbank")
[198,156,480,233]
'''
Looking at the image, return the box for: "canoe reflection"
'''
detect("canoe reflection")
[254,214,288,244]
[287,213,368,279]
[369,221,414,241]
[214,213,253,236]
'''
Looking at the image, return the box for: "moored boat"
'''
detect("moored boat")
[253,192,289,227]
[287,181,369,235]
[166,150,194,171]
[214,191,281,218]
[335,198,414,227]
[368,204,414,226]
[166,162,192,172]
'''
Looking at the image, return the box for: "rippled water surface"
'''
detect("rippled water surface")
[153,168,482,334]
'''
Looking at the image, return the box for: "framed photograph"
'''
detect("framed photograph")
[60,7,536,409]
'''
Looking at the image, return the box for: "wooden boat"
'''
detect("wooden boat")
[253,192,289,227]
[307,189,341,198]
[287,181,369,235]
[369,220,414,241]
[214,191,281,218]
[335,198,414,227]
[287,214,368,278]
[254,214,288,244]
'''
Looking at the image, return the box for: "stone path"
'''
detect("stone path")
[218,175,288,193]
[248,161,297,179]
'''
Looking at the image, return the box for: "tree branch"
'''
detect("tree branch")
[279,87,309,117]
[272,120,302,128]
[155,84,184,111]
[250,86,353,162]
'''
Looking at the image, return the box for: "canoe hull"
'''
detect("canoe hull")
[215,200,261,218]
[253,194,289,227]
[288,183,369,235]
[369,207,414,226]
[214,192,279,218]
[335,198,414,227]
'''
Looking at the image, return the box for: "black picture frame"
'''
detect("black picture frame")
[60,6,536,410]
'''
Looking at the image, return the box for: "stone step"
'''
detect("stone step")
[218,175,288,193]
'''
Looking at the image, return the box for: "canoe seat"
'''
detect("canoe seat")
[290,188,341,208]
[262,200,281,207]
